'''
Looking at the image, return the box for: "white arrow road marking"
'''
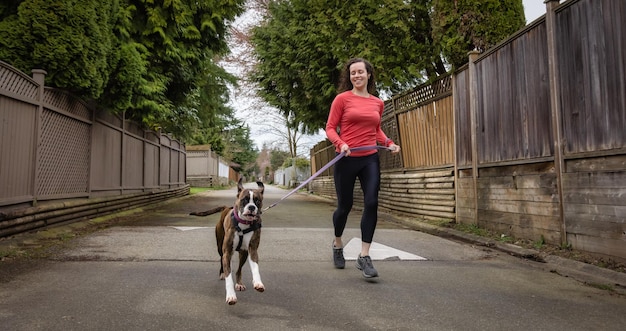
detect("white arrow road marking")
[343,237,427,261]
[171,226,208,231]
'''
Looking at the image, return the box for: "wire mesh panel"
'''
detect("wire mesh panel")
[36,108,90,197]
[43,88,91,120]
[0,61,39,100]
[380,100,402,170]
[394,75,452,113]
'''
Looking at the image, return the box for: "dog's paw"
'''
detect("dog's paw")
[235,283,246,291]
[226,295,237,305]
[254,282,265,292]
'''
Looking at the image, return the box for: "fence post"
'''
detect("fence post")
[142,130,147,191]
[452,71,458,224]
[178,143,185,187]
[31,69,46,206]
[157,129,162,188]
[120,110,126,194]
[467,50,481,225]
[545,0,567,245]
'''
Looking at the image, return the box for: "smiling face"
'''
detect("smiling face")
[349,61,370,92]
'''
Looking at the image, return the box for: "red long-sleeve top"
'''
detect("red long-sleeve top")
[325,91,394,157]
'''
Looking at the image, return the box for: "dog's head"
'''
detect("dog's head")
[234,178,264,222]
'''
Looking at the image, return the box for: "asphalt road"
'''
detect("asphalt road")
[1,183,625,330]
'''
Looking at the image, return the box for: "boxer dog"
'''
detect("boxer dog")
[213,178,265,305]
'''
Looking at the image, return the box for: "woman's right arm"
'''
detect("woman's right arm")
[325,95,345,151]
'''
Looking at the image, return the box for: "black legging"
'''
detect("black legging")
[332,153,380,243]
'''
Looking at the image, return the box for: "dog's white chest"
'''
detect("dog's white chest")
[232,227,254,251]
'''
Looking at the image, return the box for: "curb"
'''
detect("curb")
[382,212,626,295]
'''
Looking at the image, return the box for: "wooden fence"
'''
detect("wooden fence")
[310,0,626,262]
[186,145,237,186]
[0,61,187,236]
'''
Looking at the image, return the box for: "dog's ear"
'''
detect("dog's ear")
[256,181,264,194]
[237,177,244,196]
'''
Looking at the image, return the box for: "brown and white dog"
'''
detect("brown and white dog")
[213,179,265,305]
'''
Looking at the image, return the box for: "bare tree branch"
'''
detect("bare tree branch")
[221,0,325,155]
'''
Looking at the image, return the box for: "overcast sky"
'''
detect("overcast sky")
[523,0,548,23]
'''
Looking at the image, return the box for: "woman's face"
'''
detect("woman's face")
[349,62,369,90]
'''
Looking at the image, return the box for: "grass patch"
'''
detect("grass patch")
[533,235,546,249]
[429,219,455,227]
[497,234,514,243]
[455,223,490,237]
[189,187,209,194]
[0,248,22,260]
[189,185,231,194]
[58,233,76,242]
[588,283,615,292]
[0,246,44,260]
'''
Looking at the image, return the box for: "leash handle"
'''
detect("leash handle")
[262,145,392,212]
[348,145,394,153]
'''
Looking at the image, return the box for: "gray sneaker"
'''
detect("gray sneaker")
[332,242,345,269]
[356,255,378,278]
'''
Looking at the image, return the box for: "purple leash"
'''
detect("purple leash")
[262,145,392,212]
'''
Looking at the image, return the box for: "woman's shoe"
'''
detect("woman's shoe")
[356,254,378,278]
[332,242,345,269]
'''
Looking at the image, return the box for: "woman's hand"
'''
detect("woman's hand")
[340,143,351,156]
[389,144,401,154]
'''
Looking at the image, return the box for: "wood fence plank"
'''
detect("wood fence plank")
[477,187,559,203]
[477,174,556,189]
[562,171,626,189]
[562,188,626,206]
[566,155,626,172]
[565,203,626,221]
[478,210,562,233]
[566,218,626,239]
[567,234,626,260]
[478,198,559,217]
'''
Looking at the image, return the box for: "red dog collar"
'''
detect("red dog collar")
[232,209,255,225]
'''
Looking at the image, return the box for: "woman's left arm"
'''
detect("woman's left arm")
[376,100,400,154]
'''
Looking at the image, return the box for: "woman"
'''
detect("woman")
[325,58,401,278]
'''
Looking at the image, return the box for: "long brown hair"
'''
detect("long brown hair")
[337,58,377,94]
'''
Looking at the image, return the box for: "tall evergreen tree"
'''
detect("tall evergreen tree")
[252,0,441,131]
[431,0,525,68]
[0,0,117,99]
[251,0,525,132]
[116,0,246,131]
